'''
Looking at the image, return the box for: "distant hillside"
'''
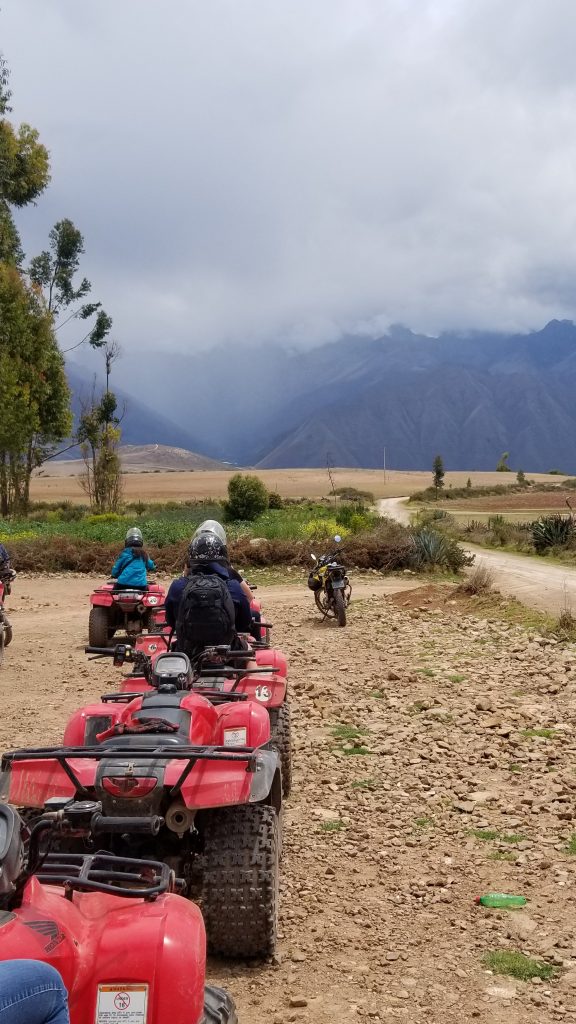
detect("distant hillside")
[40,444,227,477]
[65,364,207,453]
[68,319,576,472]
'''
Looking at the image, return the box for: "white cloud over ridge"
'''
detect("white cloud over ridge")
[3,0,576,352]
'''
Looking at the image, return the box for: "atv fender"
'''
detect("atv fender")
[233,672,287,709]
[171,747,281,810]
[255,648,288,677]
[1,877,206,1024]
[215,699,270,747]
[64,702,135,747]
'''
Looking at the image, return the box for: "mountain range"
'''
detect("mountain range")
[67,319,576,472]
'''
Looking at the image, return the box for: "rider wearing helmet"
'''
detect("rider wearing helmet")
[165,533,251,634]
[111,527,156,589]
[192,520,255,605]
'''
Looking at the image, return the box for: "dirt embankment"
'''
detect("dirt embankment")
[3,576,576,1023]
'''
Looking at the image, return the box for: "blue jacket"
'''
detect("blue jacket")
[165,564,252,633]
[111,547,156,588]
[0,544,9,566]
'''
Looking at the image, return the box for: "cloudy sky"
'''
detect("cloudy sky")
[3,0,576,353]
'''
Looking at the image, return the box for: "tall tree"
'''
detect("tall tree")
[0,265,72,514]
[78,340,123,511]
[0,55,50,264]
[432,454,445,497]
[29,218,112,351]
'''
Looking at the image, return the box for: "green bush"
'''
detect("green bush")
[333,486,375,502]
[267,491,283,509]
[531,514,575,551]
[223,474,269,521]
[410,528,472,572]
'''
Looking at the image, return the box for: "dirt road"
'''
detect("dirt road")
[379,498,576,616]
[3,575,576,1023]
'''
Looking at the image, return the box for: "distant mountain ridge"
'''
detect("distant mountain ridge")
[67,320,576,472]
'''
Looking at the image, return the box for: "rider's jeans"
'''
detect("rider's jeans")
[0,961,69,1024]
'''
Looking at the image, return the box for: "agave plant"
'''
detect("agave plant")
[531,515,575,551]
[410,528,471,571]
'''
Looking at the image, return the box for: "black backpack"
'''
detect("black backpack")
[175,573,236,656]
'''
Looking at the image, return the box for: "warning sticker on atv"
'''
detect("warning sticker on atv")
[96,984,148,1024]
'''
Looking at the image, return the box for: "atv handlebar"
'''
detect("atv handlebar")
[85,645,116,657]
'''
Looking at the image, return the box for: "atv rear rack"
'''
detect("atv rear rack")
[36,850,174,900]
[2,743,266,799]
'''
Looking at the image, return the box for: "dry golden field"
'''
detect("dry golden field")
[30,466,566,503]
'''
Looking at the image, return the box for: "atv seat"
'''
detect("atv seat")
[0,803,23,896]
[99,731,192,749]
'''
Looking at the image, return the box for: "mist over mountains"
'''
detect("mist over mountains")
[68,320,576,473]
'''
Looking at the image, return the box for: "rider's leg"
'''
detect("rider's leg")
[0,961,69,1024]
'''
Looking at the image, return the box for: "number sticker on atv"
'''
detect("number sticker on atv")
[96,984,148,1023]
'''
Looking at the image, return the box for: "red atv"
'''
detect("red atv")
[0,567,16,667]
[0,798,237,1024]
[88,642,292,797]
[2,652,282,958]
[89,581,166,646]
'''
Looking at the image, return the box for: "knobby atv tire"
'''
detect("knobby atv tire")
[0,612,11,650]
[269,703,292,798]
[89,606,111,647]
[202,987,238,1024]
[201,804,279,958]
[334,588,347,627]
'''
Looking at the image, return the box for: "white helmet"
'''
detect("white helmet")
[193,520,227,546]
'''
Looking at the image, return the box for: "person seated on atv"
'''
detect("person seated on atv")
[0,543,16,585]
[111,527,156,590]
[193,520,261,638]
[165,534,252,658]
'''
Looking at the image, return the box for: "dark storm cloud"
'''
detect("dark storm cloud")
[3,0,576,351]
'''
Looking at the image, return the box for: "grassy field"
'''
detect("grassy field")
[29,467,566,503]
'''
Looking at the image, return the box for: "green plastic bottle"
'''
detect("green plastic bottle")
[476,893,527,909]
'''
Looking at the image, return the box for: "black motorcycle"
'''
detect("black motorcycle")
[308,536,351,627]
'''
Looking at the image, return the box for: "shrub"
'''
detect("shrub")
[531,514,574,551]
[223,474,269,521]
[411,528,472,572]
[303,518,349,541]
[456,562,494,595]
[267,491,283,509]
[333,486,375,502]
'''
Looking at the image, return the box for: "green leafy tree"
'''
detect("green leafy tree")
[224,474,269,521]
[0,264,72,514]
[432,455,445,497]
[29,218,112,352]
[0,55,50,263]
[516,469,526,485]
[496,452,511,472]
[78,341,123,511]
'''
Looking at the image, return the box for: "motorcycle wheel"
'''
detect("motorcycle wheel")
[333,589,346,627]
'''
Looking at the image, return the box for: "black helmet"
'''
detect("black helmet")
[188,533,228,566]
[125,527,143,548]
[193,520,227,546]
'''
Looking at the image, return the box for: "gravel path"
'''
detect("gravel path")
[3,576,576,1023]
[379,497,576,615]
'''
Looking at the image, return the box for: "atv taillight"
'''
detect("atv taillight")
[102,777,157,797]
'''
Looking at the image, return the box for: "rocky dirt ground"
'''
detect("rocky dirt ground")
[2,575,576,1024]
